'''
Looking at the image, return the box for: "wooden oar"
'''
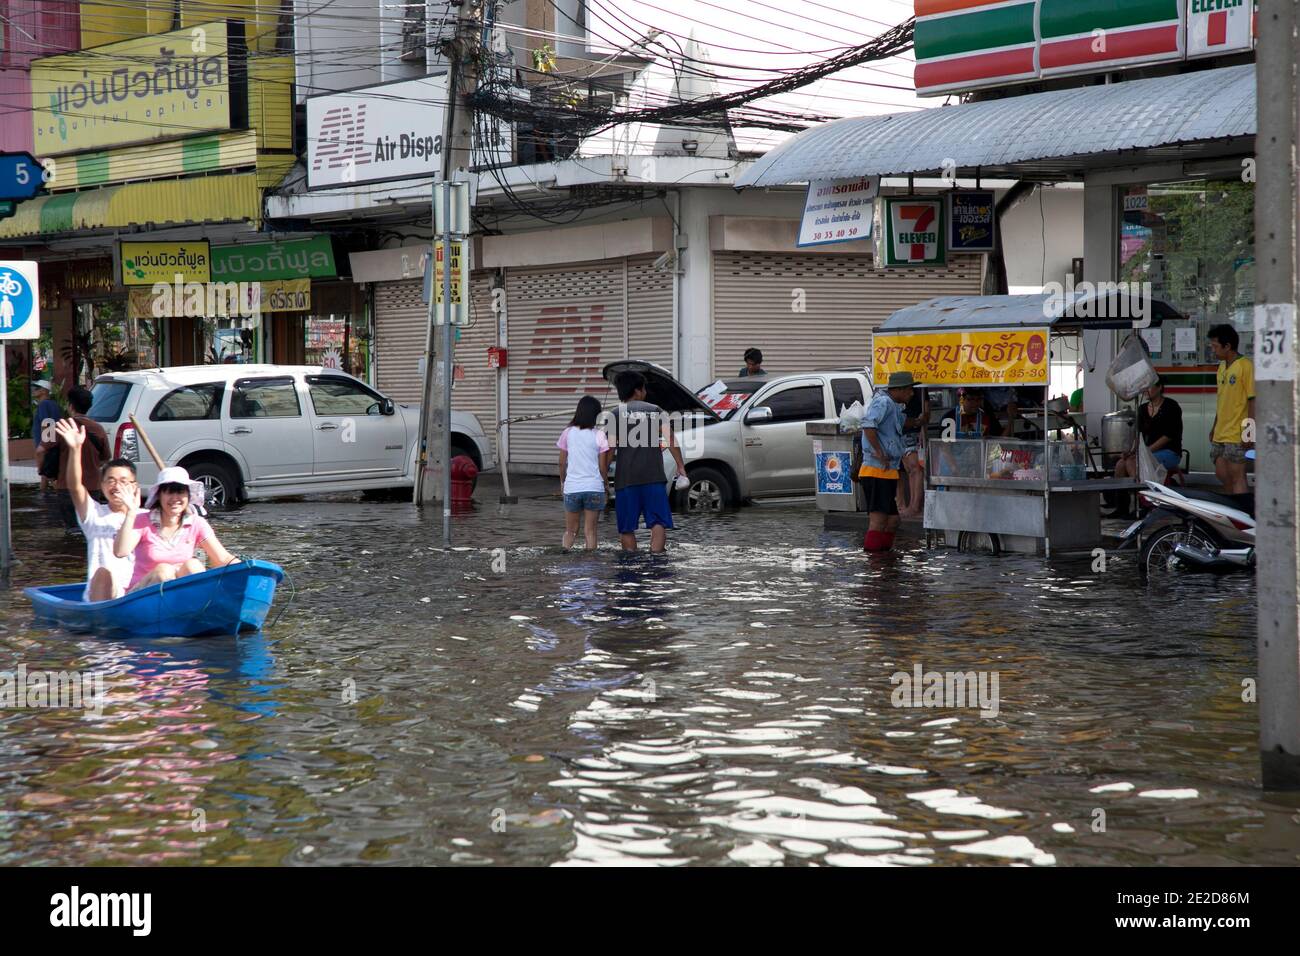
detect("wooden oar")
[128,414,166,470]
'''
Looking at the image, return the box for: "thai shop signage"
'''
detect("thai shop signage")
[262,278,312,312]
[30,21,247,155]
[913,1,1246,96]
[1187,0,1254,58]
[211,237,337,282]
[306,76,448,189]
[120,240,211,285]
[872,329,1050,387]
[882,197,945,267]
[797,176,878,247]
[948,191,995,253]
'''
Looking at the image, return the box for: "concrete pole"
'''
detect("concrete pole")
[417,1,483,507]
[1255,0,1300,790]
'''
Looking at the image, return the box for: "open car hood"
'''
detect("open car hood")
[602,360,720,421]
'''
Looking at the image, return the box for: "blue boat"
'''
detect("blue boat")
[24,559,285,638]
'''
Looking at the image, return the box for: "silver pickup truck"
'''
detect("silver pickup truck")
[602,361,874,511]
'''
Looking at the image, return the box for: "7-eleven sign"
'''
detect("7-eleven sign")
[884,197,946,267]
[1188,0,1254,58]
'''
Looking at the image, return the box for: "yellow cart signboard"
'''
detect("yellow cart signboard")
[873,328,1050,387]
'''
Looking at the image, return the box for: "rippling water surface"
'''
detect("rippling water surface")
[2,485,1296,866]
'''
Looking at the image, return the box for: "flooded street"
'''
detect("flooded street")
[2,483,1296,867]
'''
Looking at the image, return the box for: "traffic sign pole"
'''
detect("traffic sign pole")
[0,342,10,582]
[0,260,44,584]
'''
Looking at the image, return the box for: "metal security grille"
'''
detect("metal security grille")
[374,279,427,402]
[505,261,625,466]
[374,274,499,460]
[710,252,983,378]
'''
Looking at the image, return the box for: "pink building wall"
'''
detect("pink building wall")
[0,1,81,153]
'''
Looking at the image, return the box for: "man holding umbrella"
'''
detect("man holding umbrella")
[859,371,916,552]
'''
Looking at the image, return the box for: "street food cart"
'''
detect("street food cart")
[872,292,1180,556]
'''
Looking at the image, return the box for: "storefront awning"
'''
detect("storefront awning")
[736,64,1256,187]
[0,173,262,241]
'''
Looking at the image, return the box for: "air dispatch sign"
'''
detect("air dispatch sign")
[883,197,946,267]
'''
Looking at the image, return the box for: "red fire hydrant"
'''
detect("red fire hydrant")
[450,454,478,510]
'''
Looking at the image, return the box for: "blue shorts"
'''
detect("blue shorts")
[564,491,606,512]
[615,482,674,534]
[1152,448,1181,471]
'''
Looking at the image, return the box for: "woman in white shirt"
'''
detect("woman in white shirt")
[556,396,612,550]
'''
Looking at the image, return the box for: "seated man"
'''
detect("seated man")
[54,418,138,601]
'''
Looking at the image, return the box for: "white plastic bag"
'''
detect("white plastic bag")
[1137,438,1168,485]
[1106,332,1158,400]
[838,401,865,434]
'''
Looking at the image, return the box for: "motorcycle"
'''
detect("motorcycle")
[1114,480,1255,579]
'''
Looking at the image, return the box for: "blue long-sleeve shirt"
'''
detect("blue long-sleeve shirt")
[33,397,62,446]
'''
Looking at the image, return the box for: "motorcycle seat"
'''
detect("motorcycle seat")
[1179,488,1254,518]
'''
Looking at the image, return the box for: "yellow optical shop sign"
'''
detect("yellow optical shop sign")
[873,329,1050,387]
[120,241,211,286]
[30,21,240,156]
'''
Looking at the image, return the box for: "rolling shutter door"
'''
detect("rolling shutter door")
[711,252,983,378]
[455,274,498,461]
[506,262,623,465]
[374,279,427,402]
[626,255,674,370]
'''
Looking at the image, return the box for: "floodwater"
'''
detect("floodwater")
[2,483,1297,867]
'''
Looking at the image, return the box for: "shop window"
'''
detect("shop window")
[73,301,161,381]
[306,375,384,416]
[231,377,301,419]
[754,385,825,424]
[151,384,224,421]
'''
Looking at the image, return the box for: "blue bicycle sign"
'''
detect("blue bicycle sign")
[0,261,40,339]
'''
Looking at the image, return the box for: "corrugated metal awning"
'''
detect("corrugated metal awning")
[737,64,1256,187]
[0,173,262,240]
[880,293,1184,332]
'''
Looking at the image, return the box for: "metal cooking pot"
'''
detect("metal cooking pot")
[1101,409,1136,460]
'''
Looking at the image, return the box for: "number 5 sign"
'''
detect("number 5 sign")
[1255,303,1296,382]
[0,261,40,339]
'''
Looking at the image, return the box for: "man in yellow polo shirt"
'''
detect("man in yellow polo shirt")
[1207,323,1255,495]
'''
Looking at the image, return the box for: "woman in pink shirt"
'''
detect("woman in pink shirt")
[114,466,237,592]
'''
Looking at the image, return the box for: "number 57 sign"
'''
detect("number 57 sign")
[0,262,40,339]
[1255,303,1296,382]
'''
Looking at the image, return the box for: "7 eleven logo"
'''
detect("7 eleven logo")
[1188,0,1253,57]
[889,199,943,265]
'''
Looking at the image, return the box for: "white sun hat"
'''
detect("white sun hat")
[144,465,206,514]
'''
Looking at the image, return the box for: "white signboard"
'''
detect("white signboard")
[0,261,40,339]
[1188,0,1254,58]
[798,176,878,247]
[1255,303,1296,382]
[307,76,449,189]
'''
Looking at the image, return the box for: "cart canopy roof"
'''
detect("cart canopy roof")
[879,293,1182,333]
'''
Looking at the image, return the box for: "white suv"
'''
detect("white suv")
[86,365,493,508]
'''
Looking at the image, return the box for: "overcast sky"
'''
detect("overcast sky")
[580,0,927,154]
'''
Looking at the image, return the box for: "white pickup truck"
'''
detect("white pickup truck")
[603,361,874,511]
[87,365,493,508]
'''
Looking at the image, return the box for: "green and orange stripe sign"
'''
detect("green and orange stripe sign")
[914,1,1038,96]
[913,0,1249,96]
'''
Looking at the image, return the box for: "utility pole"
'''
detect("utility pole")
[1255,0,1300,790]
[416,0,485,512]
